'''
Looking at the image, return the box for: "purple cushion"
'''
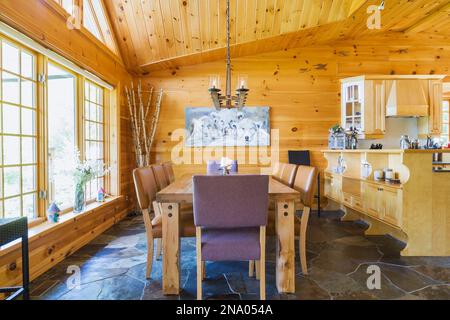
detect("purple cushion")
[201,227,261,261]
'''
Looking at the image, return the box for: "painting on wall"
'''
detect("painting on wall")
[185,107,270,147]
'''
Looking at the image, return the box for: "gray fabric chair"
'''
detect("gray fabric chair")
[193,175,269,300]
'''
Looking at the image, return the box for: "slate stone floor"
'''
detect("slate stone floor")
[29,211,450,300]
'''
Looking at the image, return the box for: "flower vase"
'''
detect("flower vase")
[74,183,86,213]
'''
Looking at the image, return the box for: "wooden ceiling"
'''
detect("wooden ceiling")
[103,0,450,75]
[105,0,366,71]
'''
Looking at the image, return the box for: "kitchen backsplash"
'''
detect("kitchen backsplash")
[359,118,420,149]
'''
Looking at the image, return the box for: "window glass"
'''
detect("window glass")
[0,39,38,218]
[48,63,76,210]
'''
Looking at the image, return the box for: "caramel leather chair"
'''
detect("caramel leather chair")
[280,163,298,188]
[133,166,196,280]
[162,162,176,184]
[293,165,318,275]
[272,163,285,181]
[152,164,169,190]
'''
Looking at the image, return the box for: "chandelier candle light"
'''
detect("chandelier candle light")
[209,0,249,110]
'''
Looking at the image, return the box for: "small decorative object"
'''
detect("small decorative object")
[47,202,61,223]
[400,135,411,150]
[345,127,359,150]
[328,125,345,150]
[72,149,109,214]
[97,187,106,202]
[370,143,383,150]
[334,155,347,174]
[220,157,234,175]
[374,170,385,181]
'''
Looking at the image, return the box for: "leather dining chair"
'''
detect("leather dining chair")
[292,165,318,275]
[152,164,170,190]
[272,163,285,181]
[133,166,196,280]
[162,162,176,184]
[280,163,298,188]
[193,175,269,300]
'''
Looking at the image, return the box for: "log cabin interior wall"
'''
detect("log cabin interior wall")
[142,33,450,178]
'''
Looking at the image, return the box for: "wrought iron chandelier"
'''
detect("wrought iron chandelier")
[209,0,249,110]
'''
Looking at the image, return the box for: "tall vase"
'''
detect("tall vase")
[74,183,86,213]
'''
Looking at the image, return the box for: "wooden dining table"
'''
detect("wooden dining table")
[156,174,300,295]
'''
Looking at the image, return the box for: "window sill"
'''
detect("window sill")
[0,196,123,257]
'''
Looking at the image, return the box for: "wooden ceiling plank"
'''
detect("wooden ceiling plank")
[255,0,267,39]
[307,0,323,28]
[243,0,257,42]
[187,0,202,53]
[208,0,220,48]
[318,0,333,25]
[140,0,163,63]
[168,0,186,57]
[178,0,193,53]
[235,0,246,43]
[404,2,450,34]
[159,0,178,58]
[262,0,276,38]
[199,0,211,51]
[271,0,284,36]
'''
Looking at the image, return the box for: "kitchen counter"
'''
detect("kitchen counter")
[322,149,450,256]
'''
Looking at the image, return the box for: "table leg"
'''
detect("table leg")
[275,200,296,293]
[162,203,180,295]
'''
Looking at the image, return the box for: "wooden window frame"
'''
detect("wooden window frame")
[0,30,113,221]
[443,99,449,143]
[0,34,39,220]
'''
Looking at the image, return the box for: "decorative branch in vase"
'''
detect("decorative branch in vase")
[125,81,163,168]
[72,149,109,213]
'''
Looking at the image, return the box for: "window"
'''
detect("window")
[442,100,449,144]
[83,0,118,54]
[53,0,74,15]
[48,63,76,210]
[84,81,105,200]
[0,28,113,221]
[0,39,38,218]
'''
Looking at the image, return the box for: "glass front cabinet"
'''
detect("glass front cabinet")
[341,76,386,139]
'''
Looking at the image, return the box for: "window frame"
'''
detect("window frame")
[442,99,449,144]
[0,35,40,220]
[0,31,112,220]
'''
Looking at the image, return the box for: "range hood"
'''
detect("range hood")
[385,79,429,117]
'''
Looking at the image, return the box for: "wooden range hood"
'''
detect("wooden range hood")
[385,75,446,117]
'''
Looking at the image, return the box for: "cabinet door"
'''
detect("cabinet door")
[341,81,364,132]
[365,184,382,218]
[429,80,443,136]
[364,80,385,136]
[382,187,401,227]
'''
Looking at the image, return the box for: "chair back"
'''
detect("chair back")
[206,160,221,175]
[293,165,318,207]
[193,175,269,229]
[280,163,298,187]
[230,160,238,173]
[152,164,169,190]
[273,163,285,180]
[162,162,176,183]
[133,166,158,210]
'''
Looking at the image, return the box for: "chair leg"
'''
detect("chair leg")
[196,227,202,300]
[202,261,206,280]
[299,206,311,275]
[255,261,260,280]
[249,260,255,277]
[260,226,266,300]
[142,209,154,280]
[146,239,154,279]
[156,239,162,260]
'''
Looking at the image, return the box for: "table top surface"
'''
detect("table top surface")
[156,174,300,203]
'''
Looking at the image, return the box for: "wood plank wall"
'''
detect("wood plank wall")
[0,0,136,288]
[142,34,450,179]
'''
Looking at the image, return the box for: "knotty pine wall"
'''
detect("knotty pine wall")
[143,35,450,179]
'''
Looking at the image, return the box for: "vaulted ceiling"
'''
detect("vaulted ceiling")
[103,0,450,75]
